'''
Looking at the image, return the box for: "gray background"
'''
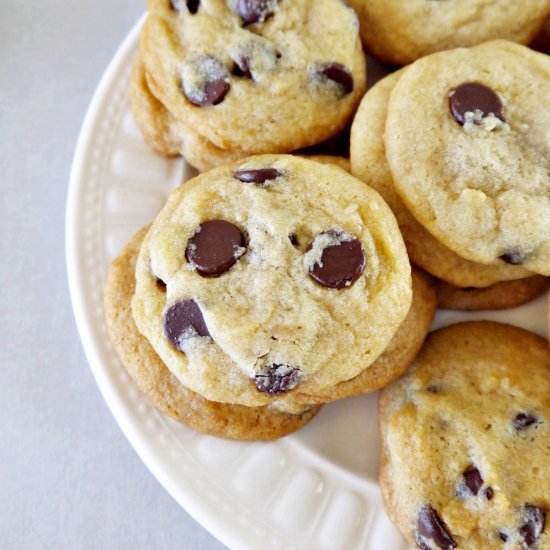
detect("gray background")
[1,2,225,548]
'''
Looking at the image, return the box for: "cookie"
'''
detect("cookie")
[104,226,321,440]
[139,0,366,154]
[132,154,412,409]
[292,267,436,405]
[385,41,550,276]
[350,68,533,289]
[437,275,549,311]
[347,0,550,64]
[379,321,550,549]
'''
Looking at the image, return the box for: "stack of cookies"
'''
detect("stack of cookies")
[130,0,367,171]
[101,0,550,546]
[105,155,438,439]
[351,40,550,311]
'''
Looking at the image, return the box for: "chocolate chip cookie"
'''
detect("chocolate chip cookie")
[380,321,550,549]
[385,41,550,276]
[139,0,366,156]
[131,154,412,409]
[104,226,321,440]
[350,67,534,291]
[348,0,550,64]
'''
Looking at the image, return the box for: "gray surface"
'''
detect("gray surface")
[0,2,226,548]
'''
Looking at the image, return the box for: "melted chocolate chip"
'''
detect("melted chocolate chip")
[233,168,282,183]
[449,82,505,126]
[499,250,524,265]
[255,364,300,395]
[307,230,365,289]
[519,505,546,548]
[164,299,210,350]
[485,487,494,501]
[186,220,245,276]
[416,505,457,550]
[463,466,484,496]
[170,0,200,13]
[237,0,277,24]
[514,412,539,430]
[181,56,230,107]
[315,63,354,96]
[231,56,252,79]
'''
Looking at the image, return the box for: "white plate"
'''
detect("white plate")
[66,16,548,550]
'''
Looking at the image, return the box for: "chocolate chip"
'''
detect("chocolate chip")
[315,63,354,96]
[499,250,524,265]
[186,220,245,276]
[231,56,252,79]
[307,230,365,289]
[233,168,282,183]
[463,466,484,496]
[237,0,277,24]
[416,505,457,550]
[499,531,509,542]
[449,82,505,126]
[485,487,494,501]
[519,505,546,548]
[255,364,300,395]
[155,277,167,291]
[514,412,539,430]
[164,299,210,351]
[170,0,200,13]
[289,234,298,246]
[181,56,230,107]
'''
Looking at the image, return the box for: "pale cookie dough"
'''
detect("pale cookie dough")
[385,41,550,276]
[105,227,321,439]
[348,0,550,64]
[292,267,436,404]
[350,68,533,288]
[132,155,412,408]
[140,0,366,153]
[380,321,550,549]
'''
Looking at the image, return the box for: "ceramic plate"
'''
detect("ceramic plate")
[66,16,548,550]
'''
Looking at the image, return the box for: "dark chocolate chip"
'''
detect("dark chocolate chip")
[499,531,509,542]
[514,412,539,430]
[499,250,524,265]
[155,277,167,291]
[255,364,300,395]
[315,62,354,96]
[449,82,505,126]
[463,466,484,496]
[485,487,494,501]
[164,299,210,351]
[186,220,245,276]
[170,0,200,13]
[231,56,252,79]
[289,234,298,246]
[237,0,277,24]
[233,168,282,183]
[181,57,230,107]
[519,505,546,548]
[416,505,457,550]
[307,230,365,289]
